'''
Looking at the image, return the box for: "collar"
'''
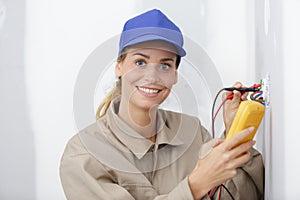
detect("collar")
[104,97,184,159]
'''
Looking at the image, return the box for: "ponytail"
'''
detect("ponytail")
[96,79,121,119]
[96,54,126,119]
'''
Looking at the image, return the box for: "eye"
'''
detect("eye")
[135,60,146,67]
[160,63,170,71]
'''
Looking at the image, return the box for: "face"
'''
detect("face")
[116,41,178,111]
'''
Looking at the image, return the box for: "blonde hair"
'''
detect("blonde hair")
[96,54,126,119]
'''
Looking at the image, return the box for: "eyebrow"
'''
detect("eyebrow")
[133,53,150,59]
[132,53,175,62]
[160,58,175,62]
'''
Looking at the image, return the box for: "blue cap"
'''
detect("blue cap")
[118,9,186,57]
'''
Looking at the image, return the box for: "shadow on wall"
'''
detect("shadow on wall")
[0,0,36,199]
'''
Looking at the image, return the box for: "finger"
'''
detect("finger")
[232,90,241,101]
[213,169,238,185]
[232,82,242,88]
[228,139,255,159]
[226,151,251,169]
[241,92,248,100]
[213,139,224,148]
[232,82,249,101]
[223,90,233,100]
[224,82,241,99]
[226,127,254,149]
[224,82,246,100]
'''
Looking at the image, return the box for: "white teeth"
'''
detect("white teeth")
[138,87,159,94]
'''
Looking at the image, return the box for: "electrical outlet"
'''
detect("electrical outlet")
[262,73,270,107]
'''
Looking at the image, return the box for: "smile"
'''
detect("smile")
[137,86,162,94]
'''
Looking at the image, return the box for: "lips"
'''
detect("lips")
[137,86,162,94]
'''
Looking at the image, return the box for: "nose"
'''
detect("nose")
[143,65,161,83]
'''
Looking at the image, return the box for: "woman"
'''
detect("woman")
[60,9,264,199]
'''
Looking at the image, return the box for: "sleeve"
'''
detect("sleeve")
[59,135,135,200]
[59,135,195,200]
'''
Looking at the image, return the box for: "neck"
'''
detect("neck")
[118,100,158,142]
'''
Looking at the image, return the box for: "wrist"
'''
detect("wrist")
[188,174,209,200]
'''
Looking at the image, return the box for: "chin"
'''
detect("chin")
[130,95,166,111]
[131,99,161,111]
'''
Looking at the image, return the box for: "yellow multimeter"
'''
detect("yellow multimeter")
[226,100,265,144]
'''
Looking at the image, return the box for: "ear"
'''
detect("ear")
[115,62,123,77]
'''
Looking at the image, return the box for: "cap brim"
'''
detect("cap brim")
[120,34,186,57]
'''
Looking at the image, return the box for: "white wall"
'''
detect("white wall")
[0,0,36,199]
[255,0,300,199]
[282,1,300,198]
[2,0,299,199]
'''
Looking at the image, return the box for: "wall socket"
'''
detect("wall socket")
[262,73,270,107]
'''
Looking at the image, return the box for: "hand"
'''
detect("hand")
[188,127,255,199]
[223,82,248,134]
